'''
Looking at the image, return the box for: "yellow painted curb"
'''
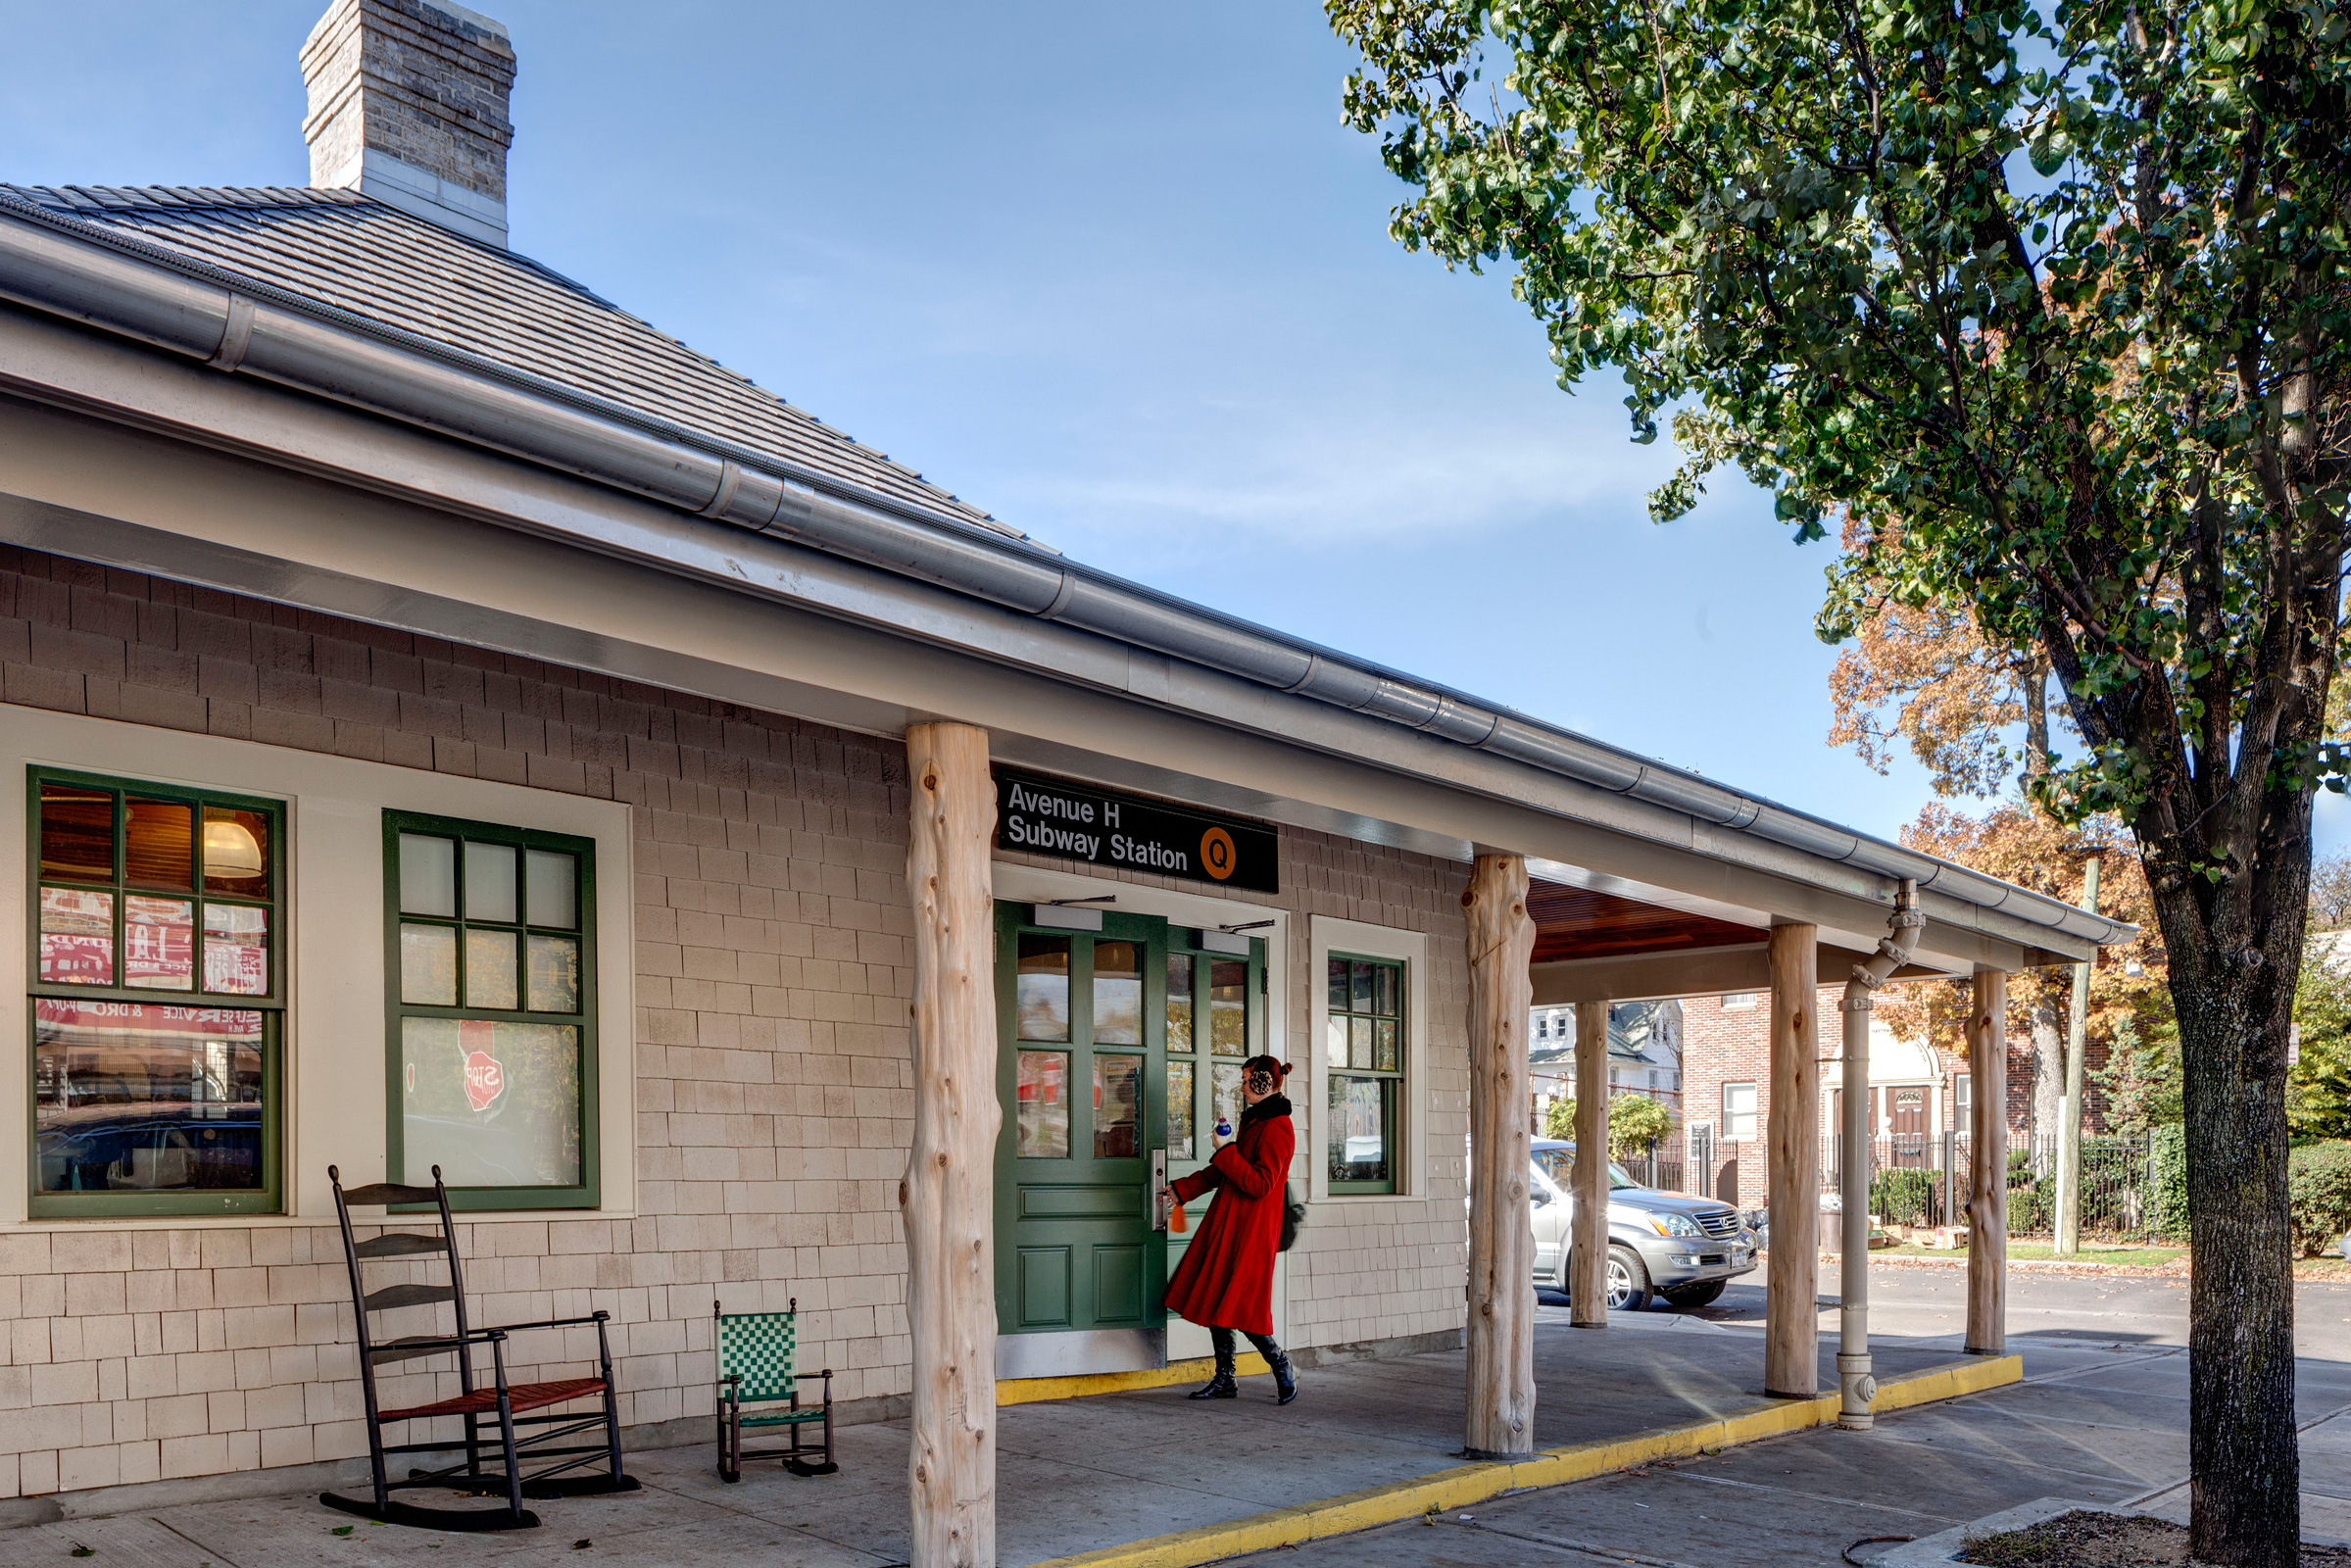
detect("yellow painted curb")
[998,1353,1270,1407]
[1021,1353,2022,1568]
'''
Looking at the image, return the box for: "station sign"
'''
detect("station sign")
[995,770,1278,895]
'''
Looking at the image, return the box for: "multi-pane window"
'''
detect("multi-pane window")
[1722,1082,1757,1141]
[1162,941,1253,1161]
[387,812,597,1208]
[1326,954,1403,1194]
[1954,1074,1972,1128]
[1013,932,1073,1157]
[29,770,282,1216]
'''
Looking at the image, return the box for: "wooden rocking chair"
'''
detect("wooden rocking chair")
[713,1298,836,1481]
[320,1165,640,1531]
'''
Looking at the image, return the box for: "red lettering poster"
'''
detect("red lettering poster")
[462,1019,507,1114]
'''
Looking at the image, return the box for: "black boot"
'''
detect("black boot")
[1187,1369,1238,1399]
[1267,1349,1297,1405]
[1192,1330,1240,1398]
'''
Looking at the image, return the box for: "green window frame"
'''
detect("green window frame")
[26,766,285,1217]
[1326,953,1405,1195]
[384,810,599,1210]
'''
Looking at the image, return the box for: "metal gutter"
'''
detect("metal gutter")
[0,191,2136,951]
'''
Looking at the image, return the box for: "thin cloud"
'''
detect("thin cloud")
[1002,400,1673,551]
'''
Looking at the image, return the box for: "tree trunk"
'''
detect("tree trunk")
[901,722,1000,1568]
[2017,654,2050,784]
[1571,998,1609,1329]
[1463,855,1538,1457]
[2027,997,2065,1176]
[2142,852,2304,1568]
[1765,923,1819,1397]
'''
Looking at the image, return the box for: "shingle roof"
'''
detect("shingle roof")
[1,183,1029,542]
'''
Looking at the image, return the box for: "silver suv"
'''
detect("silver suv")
[1529,1138,1756,1310]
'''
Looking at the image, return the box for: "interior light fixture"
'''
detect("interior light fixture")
[203,819,264,876]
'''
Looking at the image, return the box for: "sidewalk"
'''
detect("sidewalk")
[0,1305,2011,1568]
[1217,1332,2351,1566]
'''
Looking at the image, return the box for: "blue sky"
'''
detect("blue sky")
[11,0,2334,858]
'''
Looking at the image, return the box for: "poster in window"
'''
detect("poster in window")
[123,897,194,990]
[202,905,269,995]
[38,887,114,985]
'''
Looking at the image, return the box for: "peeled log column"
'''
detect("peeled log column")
[1570,996,1609,1329]
[901,722,1000,1568]
[1764,922,1820,1398]
[1967,970,2009,1355]
[1463,854,1538,1459]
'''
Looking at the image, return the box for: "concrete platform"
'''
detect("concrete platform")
[0,1270,2338,1568]
[0,1302,2000,1568]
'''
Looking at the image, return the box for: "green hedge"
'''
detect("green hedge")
[1870,1167,1939,1227]
[2007,1174,2054,1236]
[2148,1124,2189,1240]
[2289,1141,2351,1257]
[2134,1128,2347,1252]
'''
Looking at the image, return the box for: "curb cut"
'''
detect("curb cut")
[1021,1353,2023,1568]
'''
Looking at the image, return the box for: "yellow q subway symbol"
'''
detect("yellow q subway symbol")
[1200,826,1237,881]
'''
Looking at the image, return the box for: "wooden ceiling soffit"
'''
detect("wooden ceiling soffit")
[1529,942,1954,1006]
[1527,878,1765,964]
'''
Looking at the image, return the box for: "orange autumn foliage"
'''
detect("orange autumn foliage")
[1881,803,2171,1060]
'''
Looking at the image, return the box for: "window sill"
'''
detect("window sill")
[1312,1190,1428,1204]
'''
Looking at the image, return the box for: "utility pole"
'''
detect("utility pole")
[2054,847,2103,1256]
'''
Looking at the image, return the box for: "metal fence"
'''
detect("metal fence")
[1616,1136,1684,1195]
[1658,1129,2174,1242]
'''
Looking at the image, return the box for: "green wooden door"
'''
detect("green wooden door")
[1158,928,1268,1357]
[994,906,1168,1364]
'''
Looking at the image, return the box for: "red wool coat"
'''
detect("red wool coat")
[1162,1099,1294,1337]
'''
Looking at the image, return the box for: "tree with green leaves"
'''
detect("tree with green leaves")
[2293,949,2351,1137]
[1543,1092,1679,1153]
[1326,0,2349,1557]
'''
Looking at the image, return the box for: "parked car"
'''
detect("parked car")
[1529,1137,1756,1310]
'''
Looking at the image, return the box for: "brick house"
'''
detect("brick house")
[1526,1001,1683,1127]
[1678,985,2064,1208]
[0,0,2122,1531]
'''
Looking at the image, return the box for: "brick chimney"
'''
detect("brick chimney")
[301,0,516,248]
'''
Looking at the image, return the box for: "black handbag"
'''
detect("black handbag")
[1279,1183,1306,1251]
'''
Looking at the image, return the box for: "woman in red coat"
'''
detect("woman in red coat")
[1164,1054,1297,1403]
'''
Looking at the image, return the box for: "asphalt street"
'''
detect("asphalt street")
[1703,1260,2351,1361]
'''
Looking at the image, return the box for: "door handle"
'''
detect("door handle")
[1151,1149,1169,1232]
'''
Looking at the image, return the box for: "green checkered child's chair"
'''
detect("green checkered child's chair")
[713,1299,836,1481]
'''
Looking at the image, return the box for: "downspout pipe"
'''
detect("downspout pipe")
[1837,878,1925,1430]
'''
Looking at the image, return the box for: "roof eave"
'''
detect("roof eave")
[0,193,2138,956]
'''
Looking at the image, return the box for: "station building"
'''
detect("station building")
[0,0,2126,1512]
